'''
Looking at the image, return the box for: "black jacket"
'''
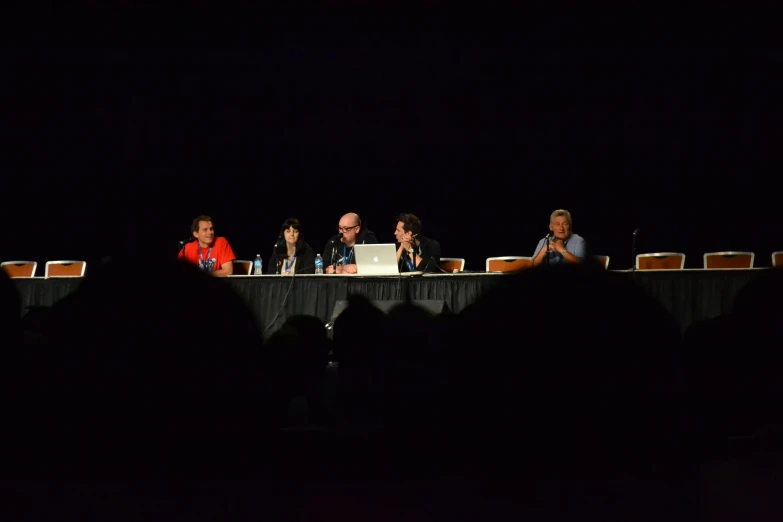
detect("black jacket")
[267,240,316,274]
[322,228,379,269]
[397,236,441,273]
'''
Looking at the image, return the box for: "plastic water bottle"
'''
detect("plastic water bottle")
[314,254,324,274]
[254,254,263,275]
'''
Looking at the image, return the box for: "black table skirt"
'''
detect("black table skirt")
[11,269,767,335]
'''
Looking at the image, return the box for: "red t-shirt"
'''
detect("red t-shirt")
[178,237,236,273]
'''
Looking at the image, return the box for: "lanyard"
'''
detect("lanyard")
[199,246,213,270]
[284,254,296,273]
[343,245,353,264]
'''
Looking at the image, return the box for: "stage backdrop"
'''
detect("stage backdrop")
[3,15,777,273]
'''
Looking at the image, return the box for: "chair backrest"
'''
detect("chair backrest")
[703,251,755,269]
[1,261,37,278]
[636,253,685,270]
[593,255,610,270]
[232,260,253,275]
[439,257,465,273]
[486,256,532,273]
[45,260,87,278]
[773,251,783,268]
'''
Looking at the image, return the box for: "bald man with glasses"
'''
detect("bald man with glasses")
[322,212,378,274]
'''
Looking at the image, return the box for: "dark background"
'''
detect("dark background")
[2,13,779,271]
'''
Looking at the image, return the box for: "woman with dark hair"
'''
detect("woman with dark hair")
[268,218,316,275]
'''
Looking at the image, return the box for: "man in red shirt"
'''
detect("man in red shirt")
[178,215,236,276]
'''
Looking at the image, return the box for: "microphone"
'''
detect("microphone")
[328,233,343,268]
[276,246,286,276]
[543,232,553,265]
[273,235,287,274]
[427,257,451,274]
[631,228,640,271]
[178,237,196,249]
[419,256,439,274]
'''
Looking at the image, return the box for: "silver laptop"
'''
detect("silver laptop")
[353,243,400,275]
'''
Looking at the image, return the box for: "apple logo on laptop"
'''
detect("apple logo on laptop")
[373,256,379,263]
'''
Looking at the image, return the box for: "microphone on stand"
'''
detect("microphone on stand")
[419,255,439,274]
[543,232,553,265]
[274,236,285,274]
[631,228,640,271]
[329,233,343,270]
[178,236,196,250]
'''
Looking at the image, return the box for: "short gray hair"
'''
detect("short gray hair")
[550,209,572,228]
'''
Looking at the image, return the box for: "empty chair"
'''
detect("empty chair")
[1,261,38,278]
[636,253,685,270]
[232,260,253,275]
[703,252,755,269]
[486,256,532,273]
[45,260,87,278]
[774,251,783,268]
[594,255,610,270]
[439,257,465,273]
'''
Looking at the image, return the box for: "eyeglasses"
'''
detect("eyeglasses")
[337,225,358,233]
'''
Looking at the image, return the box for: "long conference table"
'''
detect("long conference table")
[11,269,768,335]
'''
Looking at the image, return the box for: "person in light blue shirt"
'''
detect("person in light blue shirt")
[531,209,587,267]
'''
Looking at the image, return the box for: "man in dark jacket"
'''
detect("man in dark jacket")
[323,212,378,274]
[394,213,441,273]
